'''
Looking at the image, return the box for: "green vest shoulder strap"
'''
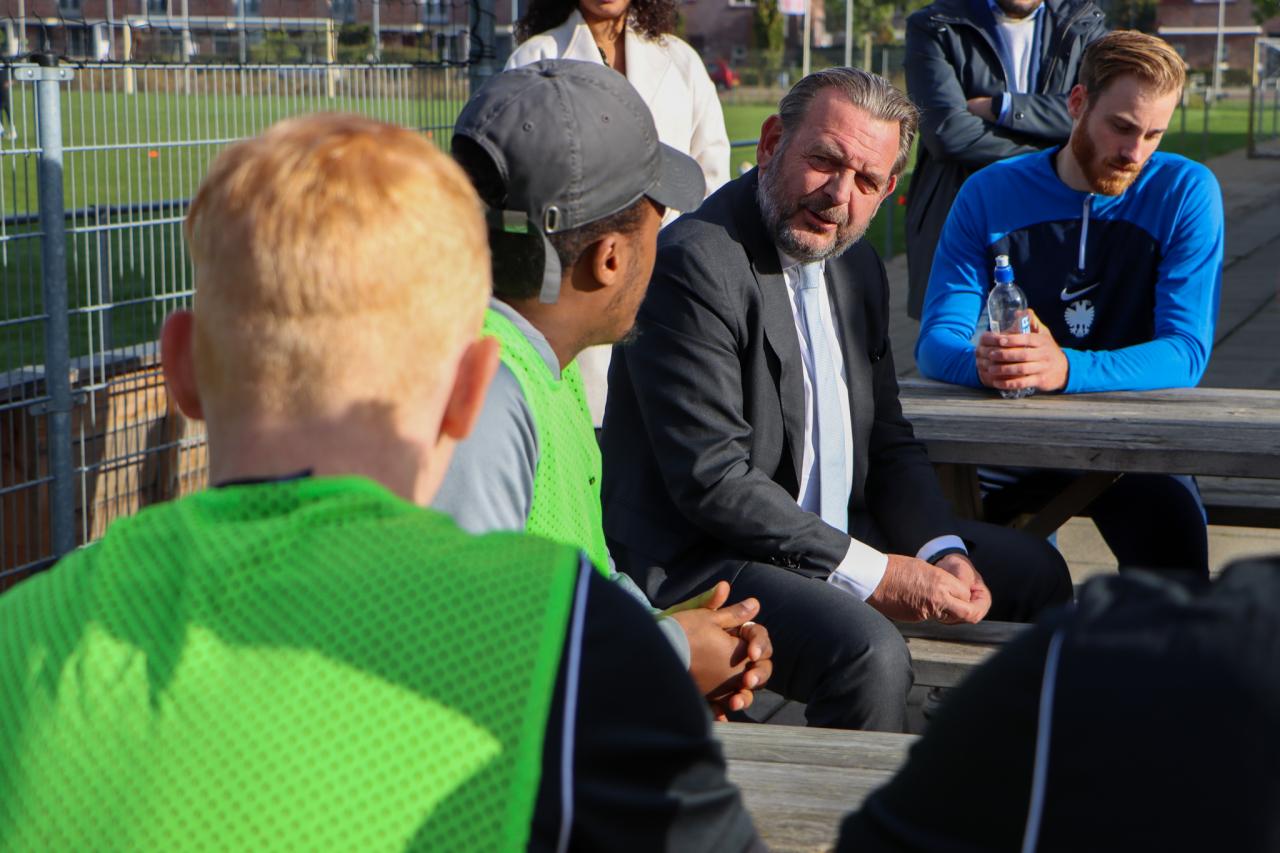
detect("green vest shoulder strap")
[0,477,583,851]
[483,308,611,576]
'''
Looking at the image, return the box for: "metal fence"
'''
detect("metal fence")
[0,56,470,584]
[1249,38,1280,159]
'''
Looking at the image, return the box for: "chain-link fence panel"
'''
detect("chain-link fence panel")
[1249,38,1280,159]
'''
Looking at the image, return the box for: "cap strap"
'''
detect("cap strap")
[538,230,562,304]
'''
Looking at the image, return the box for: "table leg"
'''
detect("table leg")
[1013,471,1122,538]
[934,463,983,520]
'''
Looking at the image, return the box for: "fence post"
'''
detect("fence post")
[1201,90,1211,162]
[96,206,114,353]
[469,0,497,97]
[20,55,76,561]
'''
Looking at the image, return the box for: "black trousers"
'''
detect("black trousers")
[667,520,1072,733]
[982,467,1209,580]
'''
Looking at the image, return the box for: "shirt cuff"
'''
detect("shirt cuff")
[995,92,1011,125]
[917,534,968,564]
[656,615,693,670]
[826,538,890,601]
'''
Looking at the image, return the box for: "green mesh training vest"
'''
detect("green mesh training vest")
[484,308,611,576]
[0,476,581,852]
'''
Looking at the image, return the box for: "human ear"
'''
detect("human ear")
[1067,84,1088,121]
[160,310,204,421]
[588,234,624,288]
[439,335,500,441]
[757,115,784,169]
[883,173,899,200]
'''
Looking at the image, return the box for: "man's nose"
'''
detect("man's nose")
[824,170,856,204]
[1116,138,1143,164]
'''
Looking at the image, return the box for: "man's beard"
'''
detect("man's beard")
[1071,121,1143,196]
[757,157,869,263]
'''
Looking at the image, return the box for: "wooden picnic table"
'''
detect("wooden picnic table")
[717,721,916,853]
[898,379,1280,535]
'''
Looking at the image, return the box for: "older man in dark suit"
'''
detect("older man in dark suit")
[600,68,1072,732]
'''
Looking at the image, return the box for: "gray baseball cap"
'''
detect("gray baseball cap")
[452,59,705,303]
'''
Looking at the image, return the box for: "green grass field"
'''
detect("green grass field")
[0,88,1256,373]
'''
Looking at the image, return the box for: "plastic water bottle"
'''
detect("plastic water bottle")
[986,255,1034,400]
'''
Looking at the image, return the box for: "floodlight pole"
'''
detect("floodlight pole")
[843,0,852,67]
[802,0,811,77]
[238,0,247,64]
[1212,0,1226,98]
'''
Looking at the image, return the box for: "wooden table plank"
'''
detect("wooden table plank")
[726,760,897,852]
[716,723,917,853]
[716,721,915,771]
[899,379,1280,479]
[906,637,1000,688]
[895,620,1027,644]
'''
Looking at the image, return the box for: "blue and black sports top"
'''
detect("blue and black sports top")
[915,146,1223,393]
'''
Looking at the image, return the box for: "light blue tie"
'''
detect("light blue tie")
[798,263,848,533]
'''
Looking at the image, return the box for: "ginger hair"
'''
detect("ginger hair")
[184,113,489,421]
[1080,31,1187,104]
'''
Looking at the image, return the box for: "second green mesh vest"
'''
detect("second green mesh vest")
[0,476,581,851]
[484,308,611,576]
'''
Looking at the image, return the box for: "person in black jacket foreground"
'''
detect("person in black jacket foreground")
[903,0,1108,319]
[838,556,1280,852]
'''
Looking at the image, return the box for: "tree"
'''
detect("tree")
[1254,0,1280,25]
[823,0,897,47]
[752,0,785,81]
[1098,0,1158,32]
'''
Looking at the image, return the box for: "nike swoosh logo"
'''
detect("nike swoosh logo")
[1061,282,1100,300]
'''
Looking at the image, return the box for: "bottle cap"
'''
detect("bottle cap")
[994,254,1014,284]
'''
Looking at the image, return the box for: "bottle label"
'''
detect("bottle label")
[1017,313,1031,335]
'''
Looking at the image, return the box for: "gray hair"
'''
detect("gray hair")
[777,67,919,176]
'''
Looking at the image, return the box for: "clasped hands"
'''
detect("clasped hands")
[869,551,992,625]
[975,309,1069,393]
[661,581,774,721]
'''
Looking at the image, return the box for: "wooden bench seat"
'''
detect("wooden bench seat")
[897,620,1026,689]
[1198,475,1280,528]
[716,721,916,853]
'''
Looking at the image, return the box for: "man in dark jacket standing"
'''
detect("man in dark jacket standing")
[903,0,1107,319]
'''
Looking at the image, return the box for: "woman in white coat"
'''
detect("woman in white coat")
[508,0,730,205]
[506,0,732,425]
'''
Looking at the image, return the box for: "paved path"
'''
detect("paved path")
[883,147,1280,577]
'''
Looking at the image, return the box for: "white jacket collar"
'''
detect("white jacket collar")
[549,9,673,105]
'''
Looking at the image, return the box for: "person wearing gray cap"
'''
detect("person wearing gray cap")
[433,60,766,850]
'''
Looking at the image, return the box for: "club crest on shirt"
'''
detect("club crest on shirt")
[1065,300,1095,338]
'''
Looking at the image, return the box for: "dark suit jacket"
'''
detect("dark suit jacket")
[601,169,959,607]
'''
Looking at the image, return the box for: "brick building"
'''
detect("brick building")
[0,0,477,61]
[680,0,833,68]
[1157,0,1280,77]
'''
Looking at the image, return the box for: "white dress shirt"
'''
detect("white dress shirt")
[779,255,967,600]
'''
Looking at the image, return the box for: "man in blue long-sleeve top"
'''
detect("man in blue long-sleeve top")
[902,0,1107,319]
[916,31,1223,579]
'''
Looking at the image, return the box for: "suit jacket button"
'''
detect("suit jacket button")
[1015,111,1025,120]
